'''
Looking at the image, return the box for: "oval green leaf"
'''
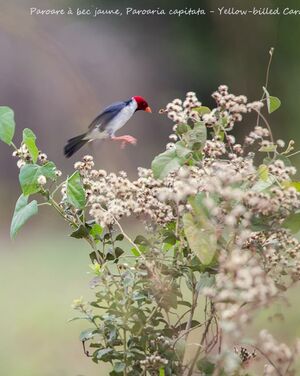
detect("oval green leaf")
[183,212,216,265]
[10,194,38,238]
[23,128,39,162]
[269,96,281,113]
[151,148,182,179]
[19,162,57,195]
[0,106,15,145]
[193,106,211,115]
[282,212,300,234]
[66,171,86,209]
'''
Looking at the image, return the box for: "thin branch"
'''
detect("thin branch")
[173,321,206,349]
[112,215,143,258]
[254,108,274,145]
[186,308,215,376]
[256,47,274,127]
[285,149,300,158]
[174,308,192,328]
[82,340,93,357]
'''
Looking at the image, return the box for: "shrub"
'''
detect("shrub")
[2,61,300,376]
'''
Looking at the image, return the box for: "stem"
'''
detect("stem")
[37,202,51,207]
[186,304,215,376]
[123,328,128,376]
[254,108,274,145]
[286,150,300,158]
[256,47,274,128]
[173,321,205,349]
[174,309,192,328]
[264,48,274,95]
[10,142,18,151]
[184,275,197,341]
[50,181,65,198]
[113,216,143,257]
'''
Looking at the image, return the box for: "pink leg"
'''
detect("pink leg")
[111,135,137,149]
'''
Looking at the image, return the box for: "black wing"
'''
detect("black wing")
[88,100,130,132]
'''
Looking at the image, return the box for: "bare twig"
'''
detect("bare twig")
[256,47,274,127]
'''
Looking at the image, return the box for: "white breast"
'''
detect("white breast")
[89,99,137,140]
[107,99,137,135]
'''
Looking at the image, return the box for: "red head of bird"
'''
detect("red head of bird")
[133,96,152,112]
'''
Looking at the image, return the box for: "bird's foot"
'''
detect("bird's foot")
[111,135,137,149]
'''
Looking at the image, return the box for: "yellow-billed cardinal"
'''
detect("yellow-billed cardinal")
[64,96,151,158]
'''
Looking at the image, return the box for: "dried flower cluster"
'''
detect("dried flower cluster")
[12,144,62,177]
[71,159,175,227]
[159,91,202,124]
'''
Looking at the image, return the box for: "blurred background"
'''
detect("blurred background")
[1,0,300,374]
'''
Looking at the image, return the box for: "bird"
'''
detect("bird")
[64,96,152,158]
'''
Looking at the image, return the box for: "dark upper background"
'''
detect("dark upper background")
[1,0,300,374]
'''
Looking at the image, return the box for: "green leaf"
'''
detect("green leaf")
[163,231,177,245]
[23,128,39,162]
[183,212,216,265]
[19,162,57,195]
[105,246,124,260]
[269,96,281,113]
[252,175,276,192]
[131,247,141,257]
[250,216,272,232]
[175,142,192,158]
[115,233,124,241]
[113,362,125,373]
[134,235,150,246]
[90,223,103,238]
[96,348,113,360]
[196,272,215,293]
[66,171,86,209]
[0,106,15,145]
[259,143,277,153]
[282,181,300,192]
[159,368,165,376]
[70,224,89,239]
[151,148,182,179]
[10,194,38,238]
[41,162,57,179]
[282,212,300,234]
[194,106,211,115]
[257,164,269,181]
[79,328,95,341]
[176,123,188,134]
[263,87,281,113]
[197,358,215,375]
[184,122,207,151]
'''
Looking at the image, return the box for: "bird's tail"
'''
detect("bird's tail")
[64,133,88,158]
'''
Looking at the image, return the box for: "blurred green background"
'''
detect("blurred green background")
[1,0,300,374]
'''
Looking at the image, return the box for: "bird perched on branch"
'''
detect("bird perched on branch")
[64,96,152,158]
